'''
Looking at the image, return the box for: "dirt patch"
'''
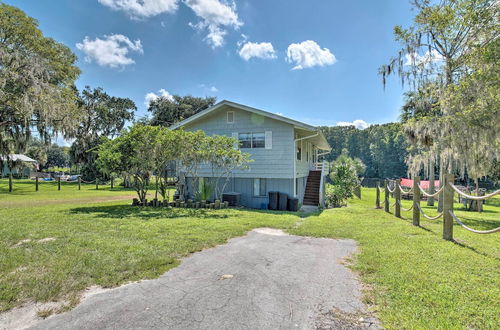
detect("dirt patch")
[11,239,32,248]
[314,307,379,329]
[37,238,56,244]
[0,301,67,330]
[0,286,110,330]
[11,238,57,248]
[253,227,288,236]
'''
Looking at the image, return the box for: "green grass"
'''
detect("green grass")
[0,181,498,329]
[0,182,299,313]
[290,189,500,329]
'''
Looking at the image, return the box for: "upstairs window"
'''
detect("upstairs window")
[227,111,234,124]
[252,133,265,148]
[239,132,265,149]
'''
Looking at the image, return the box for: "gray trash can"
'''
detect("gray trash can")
[287,197,299,212]
[268,191,278,210]
[278,192,288,211]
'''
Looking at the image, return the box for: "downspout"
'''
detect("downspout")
[293,131,319,197]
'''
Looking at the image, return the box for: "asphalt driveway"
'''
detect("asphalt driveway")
[30,228,376,329]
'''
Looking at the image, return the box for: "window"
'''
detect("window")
[238,132,265,149]
[238,133,252,148]
[252,133,265,148]
[297,146,302,160]
[254,178,267,196]
[227,111,234,123]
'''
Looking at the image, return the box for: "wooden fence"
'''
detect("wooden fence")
[2,176,112,192]
[378,175,500,241]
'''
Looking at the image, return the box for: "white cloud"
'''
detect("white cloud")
[286,40,336,70]
[238,42,277,61]
[336,120,369,130]
[98,0,179,19]
[144,89,174,106]
[236,33,248,47]
[405,49,443,66]
[199,84,219,93]
[185,0,242,48]
[76,34,143,68]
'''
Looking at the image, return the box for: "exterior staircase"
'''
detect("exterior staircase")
[303,170,321,206]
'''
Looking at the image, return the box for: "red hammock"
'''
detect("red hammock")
[400,178,440,189]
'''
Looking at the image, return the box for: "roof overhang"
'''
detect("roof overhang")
[294,127,331,151]
[1,154,38,163]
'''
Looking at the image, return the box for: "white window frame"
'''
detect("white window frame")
[239,132,265,149]
[253,178,266,197]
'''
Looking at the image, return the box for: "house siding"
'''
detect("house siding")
[176,103,329,209]
[182,106,295,179]
[2,164,32,178]
[296,176,307,203]
[295,137,315,179]
[186,177,295,209]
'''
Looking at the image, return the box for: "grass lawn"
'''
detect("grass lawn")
[0,180,498,329]
[290,189,500,329]
[0,180,299,315]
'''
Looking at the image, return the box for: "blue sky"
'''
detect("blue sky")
[7,0,414,130]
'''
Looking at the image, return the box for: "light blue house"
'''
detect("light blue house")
[171,100,331,209]
[1,154,38,178]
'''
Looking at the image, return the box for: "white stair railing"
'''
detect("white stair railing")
[318,161,328,207]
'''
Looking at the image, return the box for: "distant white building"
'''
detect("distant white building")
[1,154,38,178]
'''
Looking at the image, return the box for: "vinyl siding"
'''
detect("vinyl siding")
[183,106,295,179]
[295,137,315,178]
[186,176,295,209]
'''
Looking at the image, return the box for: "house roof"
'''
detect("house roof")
[1,154,38,163]
[170,100,331,150]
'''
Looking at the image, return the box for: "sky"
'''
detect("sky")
[6,0,415,135]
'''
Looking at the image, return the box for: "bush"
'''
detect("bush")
[326,149,365,208]
[325,184,345,208]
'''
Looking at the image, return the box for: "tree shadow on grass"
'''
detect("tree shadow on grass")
[452,216,500,231]
[451,239,498,260]
[69,205,306,221]
[69,205,232,220]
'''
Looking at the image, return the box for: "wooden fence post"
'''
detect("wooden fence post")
[438,166,444,212]
[375,182,381,209]
[427,161,435,206]
[78,177,81,190]
[384,180,389,213]
[58,176,61,191]
[35,177,39,192]
[413,177,421,226]
[443,174,454,241]
[395,178,401,218]
[353,185,361,199]
[8,173,13,192]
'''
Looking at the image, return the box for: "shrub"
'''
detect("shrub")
[325,184,345,208]
[326,149,365,207]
